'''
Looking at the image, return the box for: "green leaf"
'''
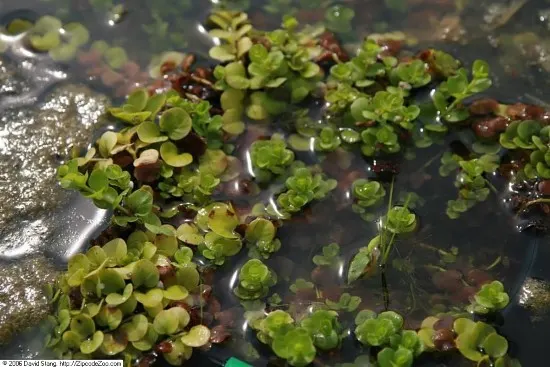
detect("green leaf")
[120,314,149,342]
[180,325,211,347]
[126,88,149,111]
[80,331,104,354]
[159,107,192,140]
[481,333,508,358]
[134,288,164,308]
[125,188,153,217]
[131,259,160,289]
[137,121,168,143]
[160,142,193,167]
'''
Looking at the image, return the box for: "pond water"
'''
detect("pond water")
[0,0,550,366]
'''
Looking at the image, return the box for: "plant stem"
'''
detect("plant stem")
[381,266,390,310]
[483,178,498,194]
[518,198,550,213]
[485,256,501,271]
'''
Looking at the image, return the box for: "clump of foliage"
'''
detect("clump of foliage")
[312,243,341,268]
[351,178,386,221]
[354,309,423,367]
[25,16,90,61]
[444,154,499,219]
[325,293,362,312]
[432,60,492,122]
[348,187,418,283]
[245,218,282,259]
[467,281,510,314]
[234,259,277,300]
[254,309,343,366]
[454,318,513,365]
[266,165,337,219]
[250,135,295,180]
[44,231,208,364]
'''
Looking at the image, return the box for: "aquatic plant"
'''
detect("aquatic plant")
[354,310,403,346]
[446,154,500,219]
[41,6,535,367]
[301,310,342,350]
[234,259,277,300]
[432,60,492,122]
[250,135,295,178]
[325,5,355,34]
[468,280,510,314]
[267,166,337,218]
[245,218,282,259]
[44,230,207,364]
[312,243,340,267]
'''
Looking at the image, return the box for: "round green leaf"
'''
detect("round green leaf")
[160,142,193,167]
[131,259,160,289]
[120,314,149,342]
[137,121,168,144]
[176,264,200,291]
[104,47,128,69]
[176,224,203,245]
[80,331,104,354]
[155,234,178,257]
[153,307,190,335]
[63,22,90,46]
[207,203,240,239]
[132,323,159,351]
[70,314,95,337]
[62,330,82,349]
[68,253,90,275]
[102,238,127,267]
[100,333,128,356]
[119,294,138,316]
[180,325,211,347]
[481,333,508,358]
[99,269,126,295]
[162,340,193,365]
[159,107,192,140]
[163,285,189,301]
[106,283,133,306]
[134,288,164,308]
[96,305,123,330]
[86,246,107,269]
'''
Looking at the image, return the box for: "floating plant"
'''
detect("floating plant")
[37,5,541,367]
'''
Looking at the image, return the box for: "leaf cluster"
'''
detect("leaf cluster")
[45,228,206,364]
[268,166,337,219]
[467,281,510,315]
[234,259,277,300]
[432,60,492,123]
[446,154,499,219]
[245,218,282,259]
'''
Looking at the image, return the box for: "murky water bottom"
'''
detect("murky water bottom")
[0,0,549,365]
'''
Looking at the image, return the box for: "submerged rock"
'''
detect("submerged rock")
[0,83,109,227]
[0,257,58,345]
[0,55,110,346]
[518,277,550,321]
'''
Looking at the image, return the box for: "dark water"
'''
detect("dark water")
[0,0,549,366]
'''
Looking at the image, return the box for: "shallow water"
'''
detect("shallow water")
[0,0,550,365]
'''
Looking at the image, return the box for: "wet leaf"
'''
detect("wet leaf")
[120,314,149,342]
[180,325,211,347]
[160,142,193,167]
[160,107,192,140]
[80,331,104,354]
[100,333,128,355]
[134,288,164,308]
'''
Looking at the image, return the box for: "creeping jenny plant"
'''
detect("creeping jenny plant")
[45,232,206,364]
